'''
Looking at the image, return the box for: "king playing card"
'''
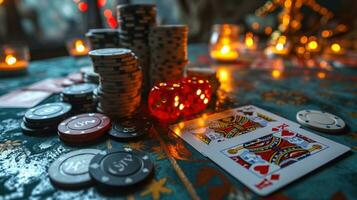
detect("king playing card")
[206,124,349,196]
[170,105,300,154]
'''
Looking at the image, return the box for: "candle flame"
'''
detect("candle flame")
[5,55,17,65]
[220,45,231,54]
[75,40,86,53]
[275,43,285,51]
[330,43,341,53]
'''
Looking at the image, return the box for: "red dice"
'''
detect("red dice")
[148,82,185,123]
[180,77,212,116]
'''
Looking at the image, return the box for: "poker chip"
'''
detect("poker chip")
[24,103,72,123]
[61,83,98,114]
[20,121,54,135]
[58,113,111,144]
[89,148,154,187]
[117,4,157,94]
[86,29,120,50]
[296,110,346,133]
[89,48,142,118]
[48,149,101,188]
[109,116,152,140]
[80,66,100,84]
[149,25,188,85]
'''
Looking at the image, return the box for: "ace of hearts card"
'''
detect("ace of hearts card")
[170,105,350,196]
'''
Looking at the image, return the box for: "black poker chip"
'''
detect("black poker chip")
[89,148,154,187]
[48,149,101,189]
[24,103,72,123]
[20,121,55,135]
[62,83,98,98]
[109,116,152,140]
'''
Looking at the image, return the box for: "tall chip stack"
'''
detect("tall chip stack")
[116,4,157,95]
[85,29,121,50]
[149,25,189,85]
[89,48,142,119]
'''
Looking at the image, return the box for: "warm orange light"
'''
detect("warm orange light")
[5,55,17,66]
[218,69,228,82]
[275,43,285,51]
[284,0,292,8]
[296,46,305,54]
[271,70,281,79]
[220,45,230,54]
[75,40,86,53]
[317,72,326,79]
[330,43,341,53]
[0,0,4,5]
[251,22,260,30]
[264,26,272,35]
[300,36,308,44]
[307,41,318,50]
[210,43,239,61]
[245,37,254,48]
[321,30,332,38]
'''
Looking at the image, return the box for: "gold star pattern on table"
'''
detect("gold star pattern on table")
[0,140,21,152]
[141,178,172,200]
[124,141,146,151]
[152,146,166,160]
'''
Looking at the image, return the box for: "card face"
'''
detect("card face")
[170,105,300,154]
[0,90,52,108]
[207,124,350,196]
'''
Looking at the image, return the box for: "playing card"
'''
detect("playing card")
[0,89,52,108]
[206,124,350,196]
[25,78,73,93]
[170,105,300,154]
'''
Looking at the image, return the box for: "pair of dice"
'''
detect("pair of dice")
[148,77,212,122]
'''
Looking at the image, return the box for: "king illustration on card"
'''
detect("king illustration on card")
[222,126,327,178]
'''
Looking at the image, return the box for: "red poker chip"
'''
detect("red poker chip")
[58,113,111,143]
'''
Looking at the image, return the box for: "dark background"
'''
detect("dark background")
[0,0,355,59]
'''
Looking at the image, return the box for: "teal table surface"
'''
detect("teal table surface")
[0,44,357,200]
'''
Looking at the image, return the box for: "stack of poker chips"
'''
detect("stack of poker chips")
[21,103,72,135]
[117,4,157,94]
[149,25,189,85]
[85,29,121,50]
[60,83,98,114]
[80,66,100,84]
[89,48,142,119]
[186,67,220,93]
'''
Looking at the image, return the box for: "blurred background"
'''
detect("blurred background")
[0,0,355,60]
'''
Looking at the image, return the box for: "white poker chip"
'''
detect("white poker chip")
[296,110,345,133]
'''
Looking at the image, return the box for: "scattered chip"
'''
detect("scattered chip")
[296,110,346,133]
[89,148,154,187]
[48,149,101,188]
[20,121,54,135]
[24,102,72,123]
[61,83,98,114]
[58,113,111,143]
[109,116,152,140]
